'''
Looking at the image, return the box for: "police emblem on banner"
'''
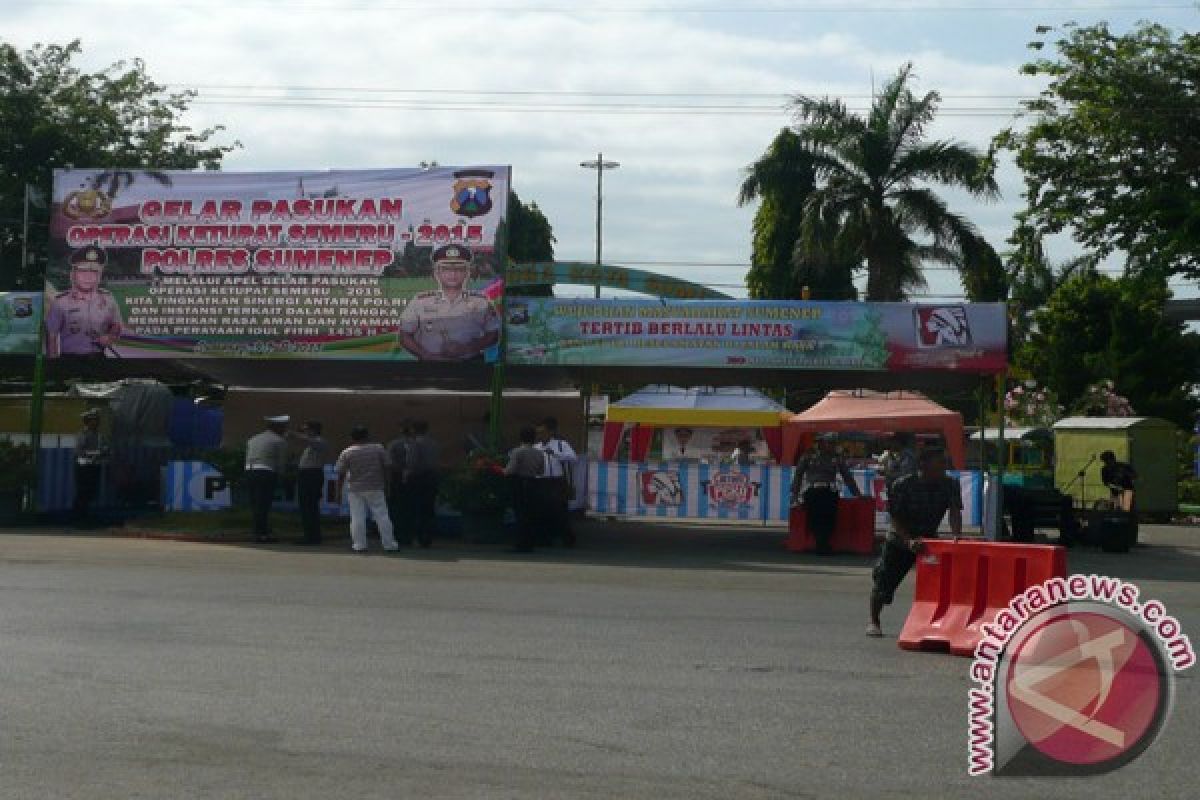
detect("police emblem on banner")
[702,472,759,508]
[915,306,973,348]
[640,470,683,506]
[62,189,113,220]
[450,169,495,218]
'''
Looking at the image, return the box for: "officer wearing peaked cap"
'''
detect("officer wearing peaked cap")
[398,244,500,361]
[45,246,125,358]
[244,414,291,543]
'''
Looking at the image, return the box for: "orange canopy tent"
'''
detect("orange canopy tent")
[782,390,966,468]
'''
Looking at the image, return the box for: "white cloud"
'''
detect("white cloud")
[11,0,1182,298]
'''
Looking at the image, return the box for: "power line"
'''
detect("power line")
[180,89,1196,117]
[24,1,1199,11]
[189,99,1198,118]
[162,85,1068,100]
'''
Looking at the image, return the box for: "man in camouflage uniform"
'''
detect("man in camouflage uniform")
[45,246,124,358]
[867,449,962,638]
[398,244,499,361]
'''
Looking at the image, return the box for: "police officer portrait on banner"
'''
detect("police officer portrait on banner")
[398,244,500,361]
[45,245,124,358]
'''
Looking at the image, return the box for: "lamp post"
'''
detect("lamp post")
[580,153,619,298]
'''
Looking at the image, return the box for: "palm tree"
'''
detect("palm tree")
[1006,225,1096,345]
[89,169,172,199]
[790,64,1000,301]
[738,129,858,300]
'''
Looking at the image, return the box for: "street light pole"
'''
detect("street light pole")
[580,153,619,298]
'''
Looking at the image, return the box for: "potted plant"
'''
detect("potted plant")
[439,452,512,542]
[0,439,35,523]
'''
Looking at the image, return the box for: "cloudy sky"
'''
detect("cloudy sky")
[6,0,1198,299]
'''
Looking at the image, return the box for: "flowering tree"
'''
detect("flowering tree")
[1076,380,1136,417]
[1004,383,1064,427]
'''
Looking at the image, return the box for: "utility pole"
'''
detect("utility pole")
[579,153,619,299]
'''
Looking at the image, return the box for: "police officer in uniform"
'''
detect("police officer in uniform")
[73,408,108,526]
[789,434,862,554]
[45,246,124,358]
[398,245,500,361]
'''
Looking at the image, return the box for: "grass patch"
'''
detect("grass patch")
[131,508,309,538]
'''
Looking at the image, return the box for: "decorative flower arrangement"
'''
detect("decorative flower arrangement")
[1004,382,1064,427]
[440,452,510,518]
[1077,380,1136,417]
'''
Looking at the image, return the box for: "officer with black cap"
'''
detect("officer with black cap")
[398,244,500,361]
[789,433,861,554]
[73,408,108,526]
[45,246,124,358]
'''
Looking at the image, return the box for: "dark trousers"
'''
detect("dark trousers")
[410,472,438,547]
[246,469,277,540]
[537,477,574,547]
[73,464,101,522]
[803,487,838,552]
[297,468,324,543]
[511,477,538,551]
[389,477,411,544]
[871,534,920,605]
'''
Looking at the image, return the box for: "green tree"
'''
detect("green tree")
[996,22,1200,278]
[738,128,857,300]
[505,189,556,297]
[788,64,1001,301]
[0,40,238,288]
[1016,272,1200,427]
[1005,224,1096,348]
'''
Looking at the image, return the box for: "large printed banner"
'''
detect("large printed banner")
[0,292,41,354]
[47,167,510,360]
[588,460,983,526]
[162,462,351,515]
[507,299,1006,372]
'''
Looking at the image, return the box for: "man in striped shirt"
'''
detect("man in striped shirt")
[335,425,399,553]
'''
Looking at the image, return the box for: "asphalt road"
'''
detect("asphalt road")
[1,521,1196,799]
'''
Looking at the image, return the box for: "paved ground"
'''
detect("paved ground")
[0,520,1196,799]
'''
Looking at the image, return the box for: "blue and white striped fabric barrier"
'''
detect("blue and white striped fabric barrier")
[587,460,982,526]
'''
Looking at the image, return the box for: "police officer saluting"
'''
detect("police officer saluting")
[45,246,124,358]
[398,245,500,361]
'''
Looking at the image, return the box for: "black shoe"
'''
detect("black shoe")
[295,539,322,546]
[508,546,535,553]
[255,536,278,544]
[418,537,432,548]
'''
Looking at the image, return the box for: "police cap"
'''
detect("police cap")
[431,244,473,266]
[70,246,107,270]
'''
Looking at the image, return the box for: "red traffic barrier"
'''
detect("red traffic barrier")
[786,496,876,555]
[897,539,1067,657]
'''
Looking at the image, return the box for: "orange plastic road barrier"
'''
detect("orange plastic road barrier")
[786,496,876,555]
[897,539,1067,657]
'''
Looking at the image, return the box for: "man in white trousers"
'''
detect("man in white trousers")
[335,425,399,553]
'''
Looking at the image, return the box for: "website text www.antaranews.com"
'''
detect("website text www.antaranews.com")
[967,574,1195,776]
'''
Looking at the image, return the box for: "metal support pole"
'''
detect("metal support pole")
[594,161,603,298]
[26,186,47,514]
[580,154,619,299]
